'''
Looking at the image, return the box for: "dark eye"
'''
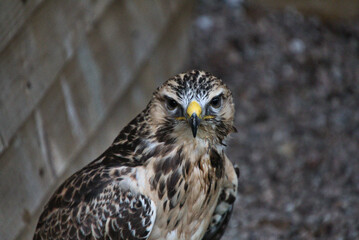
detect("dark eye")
[210,96,221,108]
[166,98,178,111]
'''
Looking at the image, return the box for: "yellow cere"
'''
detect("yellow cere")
[187,101,202,117]
[175,101,214,120]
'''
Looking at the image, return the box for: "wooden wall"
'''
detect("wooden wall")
[0,0,193,239]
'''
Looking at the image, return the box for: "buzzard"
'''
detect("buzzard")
[34,70,239,240]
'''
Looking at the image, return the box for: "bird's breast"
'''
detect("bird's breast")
[147,144,225,240]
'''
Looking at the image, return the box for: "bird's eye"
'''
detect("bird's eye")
[210,96,222,108]
[166,98,178,111]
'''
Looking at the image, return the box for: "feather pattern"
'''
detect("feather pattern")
[34,70,238,240]
[34,160,156,240]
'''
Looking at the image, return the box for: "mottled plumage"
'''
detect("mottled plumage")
[34,70,239,240]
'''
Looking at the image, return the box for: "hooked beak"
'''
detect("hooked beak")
[187,101,202,138]
[189,113,200,138]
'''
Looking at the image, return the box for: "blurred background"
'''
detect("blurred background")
[0,0,358,239]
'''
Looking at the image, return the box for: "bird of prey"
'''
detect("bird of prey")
[34,70,239,240]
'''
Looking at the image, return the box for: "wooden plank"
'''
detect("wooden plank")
[0,0,113,155]
[0,0,113,53]
[85,0,168,107]
[0,114,55,240]
[0,0,44,53]
[37,79,82,176]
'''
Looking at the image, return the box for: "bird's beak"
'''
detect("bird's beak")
[187,101,202,138]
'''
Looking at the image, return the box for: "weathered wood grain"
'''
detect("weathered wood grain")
[0,0,113,155]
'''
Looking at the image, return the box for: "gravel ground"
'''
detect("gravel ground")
[190,1,359,239]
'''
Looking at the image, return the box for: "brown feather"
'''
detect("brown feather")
[34,70,238,240]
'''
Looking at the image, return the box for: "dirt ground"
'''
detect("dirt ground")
[190,1,359,239]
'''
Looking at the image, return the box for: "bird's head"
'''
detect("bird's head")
[148,70,236,145]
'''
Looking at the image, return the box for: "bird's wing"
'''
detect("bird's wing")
[34,164,156,240]
[202,162,239,240]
